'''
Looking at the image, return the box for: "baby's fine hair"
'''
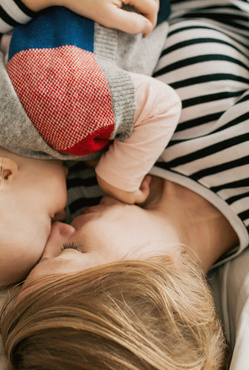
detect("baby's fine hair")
[1,254,230,369]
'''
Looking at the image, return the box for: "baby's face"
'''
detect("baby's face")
[0,151,68,286]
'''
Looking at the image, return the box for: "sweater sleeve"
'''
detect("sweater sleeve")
[0,0,36,34]
[95,72,182,192]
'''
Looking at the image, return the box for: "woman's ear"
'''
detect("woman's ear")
[0,158,18,191]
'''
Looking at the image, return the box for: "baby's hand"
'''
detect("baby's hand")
[23,0,159,37]
[97,174,152,204]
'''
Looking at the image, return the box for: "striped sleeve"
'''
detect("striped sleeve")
[0,0,36,33]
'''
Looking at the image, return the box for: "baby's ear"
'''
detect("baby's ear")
[0,158,18,191]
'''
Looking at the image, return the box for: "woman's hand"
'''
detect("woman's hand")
[22,0,159,37]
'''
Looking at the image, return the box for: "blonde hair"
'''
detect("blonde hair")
[1,255,230,370]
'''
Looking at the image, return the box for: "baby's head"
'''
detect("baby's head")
[0,148,68,286]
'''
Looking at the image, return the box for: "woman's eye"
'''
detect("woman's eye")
[60,243,80,253]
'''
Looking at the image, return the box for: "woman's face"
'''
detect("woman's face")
[0,152,68,286]
[23,196,182,286]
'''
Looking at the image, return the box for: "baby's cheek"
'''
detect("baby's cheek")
[0,245,41,286]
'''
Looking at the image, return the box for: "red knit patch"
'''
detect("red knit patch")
[7,46,114,155]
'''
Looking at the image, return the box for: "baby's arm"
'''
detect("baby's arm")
[95,73,182,204]
[21,0,158,36]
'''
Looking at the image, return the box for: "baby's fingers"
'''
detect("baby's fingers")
[134,175,152,204]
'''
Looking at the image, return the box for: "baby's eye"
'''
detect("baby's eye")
[60,243,80,253]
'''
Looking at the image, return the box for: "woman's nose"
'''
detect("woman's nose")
[42,222,76,258]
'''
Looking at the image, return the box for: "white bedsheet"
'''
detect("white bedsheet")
[209,247,249,369]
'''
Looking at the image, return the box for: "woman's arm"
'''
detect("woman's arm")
[0,0,158,35]
[22,0,159,36]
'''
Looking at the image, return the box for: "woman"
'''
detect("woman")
[1,0,249,368]
[0,185,233,369]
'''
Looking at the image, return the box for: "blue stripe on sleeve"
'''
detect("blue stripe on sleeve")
[9,7,94,60]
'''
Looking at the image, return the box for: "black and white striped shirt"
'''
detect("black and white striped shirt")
[0,0,36,34]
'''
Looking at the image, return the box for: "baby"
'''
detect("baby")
[0,0,181,204]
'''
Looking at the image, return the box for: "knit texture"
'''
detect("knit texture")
[7,7,136,156]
